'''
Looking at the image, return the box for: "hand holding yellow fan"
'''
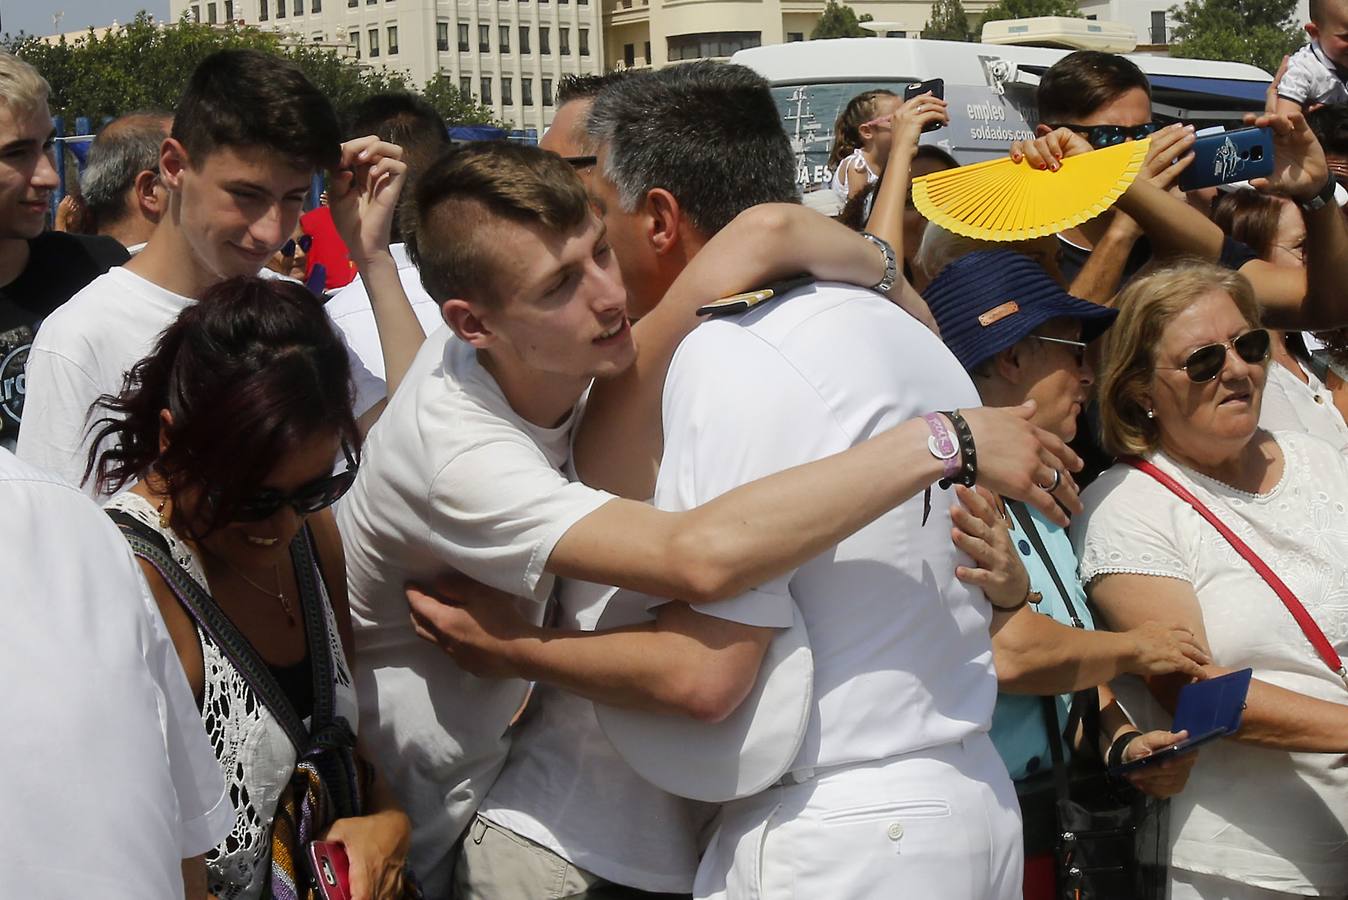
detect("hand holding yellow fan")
[911,138,1151,242]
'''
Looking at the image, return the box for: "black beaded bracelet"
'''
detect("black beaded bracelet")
[938,409,977,488]
[1107,730,1143,771]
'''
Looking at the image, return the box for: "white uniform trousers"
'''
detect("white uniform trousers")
[694,732,1022,900]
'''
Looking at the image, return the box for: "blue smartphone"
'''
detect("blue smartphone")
[1177,127,1274,192]
[1110,667,1252,775]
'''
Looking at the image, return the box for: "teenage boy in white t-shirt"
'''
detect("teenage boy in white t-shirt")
[17,49,418,494]
[338,135,1080,895]
[405,61,1046,900]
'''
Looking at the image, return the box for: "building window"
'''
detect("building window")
[368,27,379,56]
[352,31,360,57]
[191,4,201,21]
[460,76,471,95]
[311,0,319,12]
[388,25,398,53]
[579,28,589,55]
[522,77,533,105]
[437,21,448,50]
[224,0,233,18]
[542,77,553,106]
[560,27,570,55]
[479,24,490,52]
[1150,10,1167,43]
[347,0,355,7]
[293,0,302,15]
[259,0,267,19]
[502,76,513,105]
[666,31,759,61]
[623,42,634,67]
[208,2,218,23]
[458,22,469,51]
[644,40,651,62]
[540,25,550,54]
[481,76,493,104]
[313,32,323,41]
[275,0,284,19]
[787,31,803,41]
[519,25,531,54]
[500,24,510,53]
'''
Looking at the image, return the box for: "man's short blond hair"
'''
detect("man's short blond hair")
[0,52,51,117]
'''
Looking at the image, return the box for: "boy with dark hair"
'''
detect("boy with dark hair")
[325,91,451,421]
[0,51,128,453]
[1275,0,1348,113]
[18,49,409,493]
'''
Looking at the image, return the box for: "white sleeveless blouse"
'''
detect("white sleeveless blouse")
[106,493,359,900]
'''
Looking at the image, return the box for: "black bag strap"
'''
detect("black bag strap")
[107,508,338,753]
[1007,501,1094,806]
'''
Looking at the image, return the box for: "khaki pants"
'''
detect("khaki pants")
[454,815,691,900]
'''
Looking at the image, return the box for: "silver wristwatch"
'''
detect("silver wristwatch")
[860,231,898,293]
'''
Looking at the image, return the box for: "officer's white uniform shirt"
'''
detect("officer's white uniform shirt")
[0,448,231,897]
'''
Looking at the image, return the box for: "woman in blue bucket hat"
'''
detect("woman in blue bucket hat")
[926,249,1205,900]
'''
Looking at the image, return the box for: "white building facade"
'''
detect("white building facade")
[168,0,603,131]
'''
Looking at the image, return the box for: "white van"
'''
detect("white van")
[732,38,1274,189]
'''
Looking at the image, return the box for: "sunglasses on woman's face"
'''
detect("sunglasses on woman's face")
[281,234,314,257]
[1046,121,1160,149]
[224,446,358,522]
[1157,329,1271,384]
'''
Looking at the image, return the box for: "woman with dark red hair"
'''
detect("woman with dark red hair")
[87,276,412,900]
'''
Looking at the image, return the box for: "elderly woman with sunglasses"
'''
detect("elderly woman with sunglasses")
[1073,260,1348,900]
[84,276,411,900]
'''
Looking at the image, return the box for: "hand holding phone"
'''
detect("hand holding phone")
[1176,127,1274,192]
[904,78,946,133]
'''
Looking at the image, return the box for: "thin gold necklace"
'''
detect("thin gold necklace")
[224,560,297,626]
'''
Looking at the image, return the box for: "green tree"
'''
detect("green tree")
[421,73,501,126]
[924,0,974,41]
[980,0,1083,27]
[810,1,874,39]
[1168,0,1303,74]
[3,12,420,128]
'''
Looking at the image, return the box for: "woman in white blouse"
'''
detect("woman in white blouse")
[1073,260,1348,900]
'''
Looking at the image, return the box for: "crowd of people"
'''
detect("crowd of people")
[5,4,1348,899]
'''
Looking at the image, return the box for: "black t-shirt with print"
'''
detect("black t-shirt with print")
[0,231,129,450]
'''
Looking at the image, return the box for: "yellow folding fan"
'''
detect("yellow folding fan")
[911,138,1151,242]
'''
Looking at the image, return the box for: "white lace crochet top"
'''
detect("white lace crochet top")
[1071,431,1348,895]
[107,492,358,900]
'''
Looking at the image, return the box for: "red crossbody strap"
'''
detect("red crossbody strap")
[1123,456,1348,688]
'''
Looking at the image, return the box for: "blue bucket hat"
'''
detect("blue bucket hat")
[924,250,1118,373]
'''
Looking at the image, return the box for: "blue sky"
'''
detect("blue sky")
[5,0,169,38]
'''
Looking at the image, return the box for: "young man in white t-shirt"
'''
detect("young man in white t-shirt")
[339,132,1080,893]
[0,447,232,898]
[17,49,416,494]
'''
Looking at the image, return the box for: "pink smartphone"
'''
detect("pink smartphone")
[307,841,351,900]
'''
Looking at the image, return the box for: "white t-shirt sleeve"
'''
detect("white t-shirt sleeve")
[15,344,104,492]
[654,322,849,628]
[1278,44,1341,104]
[132,560,233,856]
[427,440,615,602]
[1071,466,1198,588]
